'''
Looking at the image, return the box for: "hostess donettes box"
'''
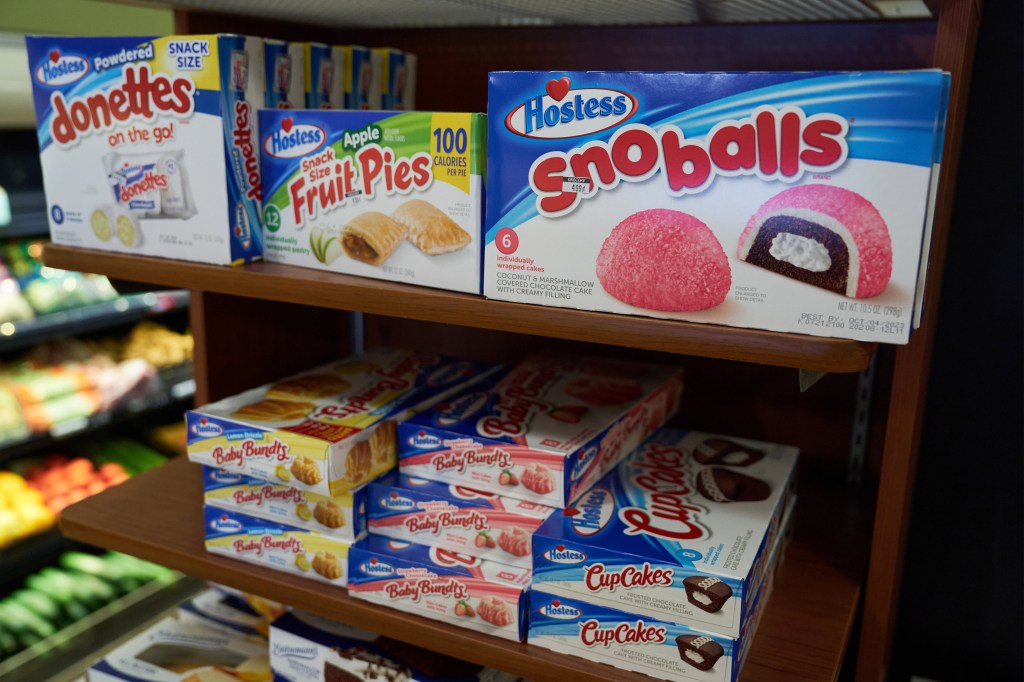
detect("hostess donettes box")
[531,428,798,638]
[485,71,950,343]
[26,35,265,265]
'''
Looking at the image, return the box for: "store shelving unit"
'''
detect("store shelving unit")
[47,1,980,680]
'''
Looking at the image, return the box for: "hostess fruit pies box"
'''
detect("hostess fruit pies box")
[25,35,265,265]
[367,474,555,569]
[398,352,683,507]
[271,611,519,682]
[205,506,352,586]
[485,71,950,343]
[87,613,271,682]
[531,428,797,638]
[203,466,389,542]
[259,109,485,293]
[186,348,499,496]
[348,536,530,641]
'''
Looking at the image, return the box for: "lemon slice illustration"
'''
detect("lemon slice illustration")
[275,464,291,482]
[295,554,310,571]
[90,208,112,241]
[295,503,313,521]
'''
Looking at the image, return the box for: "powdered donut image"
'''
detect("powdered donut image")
[497,527,532,557]
[737,185,892,298]
[596,209,731,311]
[477,595,514,627]
[520,463,556,495]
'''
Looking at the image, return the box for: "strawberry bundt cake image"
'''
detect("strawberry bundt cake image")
[737,184,893,298]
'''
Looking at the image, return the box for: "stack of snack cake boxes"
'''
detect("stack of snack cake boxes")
[187,347,501,588]
[348,352,684,642]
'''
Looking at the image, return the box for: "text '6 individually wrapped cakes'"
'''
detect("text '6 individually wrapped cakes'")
[485,70,950,343]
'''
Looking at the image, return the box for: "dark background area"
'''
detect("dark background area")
[892,1,1024,679]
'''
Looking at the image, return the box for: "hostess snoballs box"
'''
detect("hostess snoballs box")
[202,466,387,542]
[531,428,798,638]
[25,35,265,265]
[186,348,499,496]
[348,536,531,641]
[367,474,555,569]
[485,71,951,343]
[204,506,352,586]
[259,109,485,293]
[398,352,683,508]
[264,39,304,109]
[87,614,272,682]
[304,43,345,109]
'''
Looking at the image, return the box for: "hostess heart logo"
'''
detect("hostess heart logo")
[540,599,582,619]
[504,80,638,140]
[35,51,90,87]
[263,119,326,159]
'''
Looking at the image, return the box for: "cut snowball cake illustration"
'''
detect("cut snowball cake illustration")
[737,185,892,298]
[596,209,731,311]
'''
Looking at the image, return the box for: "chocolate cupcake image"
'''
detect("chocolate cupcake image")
[696,467,770,503]
[676,634,725,671]
[682,575,733,613]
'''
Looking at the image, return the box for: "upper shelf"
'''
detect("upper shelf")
[135,0,931,27]
[43,244,876,373]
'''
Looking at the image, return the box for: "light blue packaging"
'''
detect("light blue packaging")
[305,42,344,109]
[343,45,374,109]
[264,39,304,109]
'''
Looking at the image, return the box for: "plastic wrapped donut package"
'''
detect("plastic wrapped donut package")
[26,35,266,264]
[485,70,951,343]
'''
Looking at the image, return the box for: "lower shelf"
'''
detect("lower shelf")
[59,456,866,682]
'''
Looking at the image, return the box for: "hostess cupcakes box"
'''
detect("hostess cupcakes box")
[348,536,531,641]
[259,109,485,293]
[25,35,265,265]
[202,466,389,542]
[186,348,499,496]
[531,428,798,638]
[367,474,555,569]
[398,352,683,508]
[485,71,950,343]
[205,506,353,586]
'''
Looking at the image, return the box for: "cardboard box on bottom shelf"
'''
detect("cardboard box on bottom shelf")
[531,428,798,638]
[347,535,530,641]
[398,352,683,508]
[366,474,555,569]
[527,496,795,682]
[25,35,265,265]
[186,348,499,496]
[485,70,951,343]
[270,610,520,681]
[204,506,352,587]
[203,466,387,543]
[87,614,271,681]
[258,109,485,293]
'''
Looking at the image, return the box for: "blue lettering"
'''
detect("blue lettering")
[543,105,559,127]
[524,95,544,134]
[559,102,573,124]
[612,96,627,115]
[599,97,613,116]
[585,98,599,117]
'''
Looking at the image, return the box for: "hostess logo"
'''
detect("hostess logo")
[571,486,615,537]
[435,391,487,427]
[209,514,243,533]
[191,418,224,438]
[543,543,587,564]
[540,599,582,620]
[505,77,638,139]
[209,469,243,485]
[35,50,90,87]
[379,492,416,511]
[407,430,442,449]
[263,117,326,158]
[359,558,396,576]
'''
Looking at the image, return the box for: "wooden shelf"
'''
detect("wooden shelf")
[43,244,875,373]
[59,456,865,682]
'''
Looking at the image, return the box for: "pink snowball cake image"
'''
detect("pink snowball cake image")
[736,185,892,298]
[596,209,731,311]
